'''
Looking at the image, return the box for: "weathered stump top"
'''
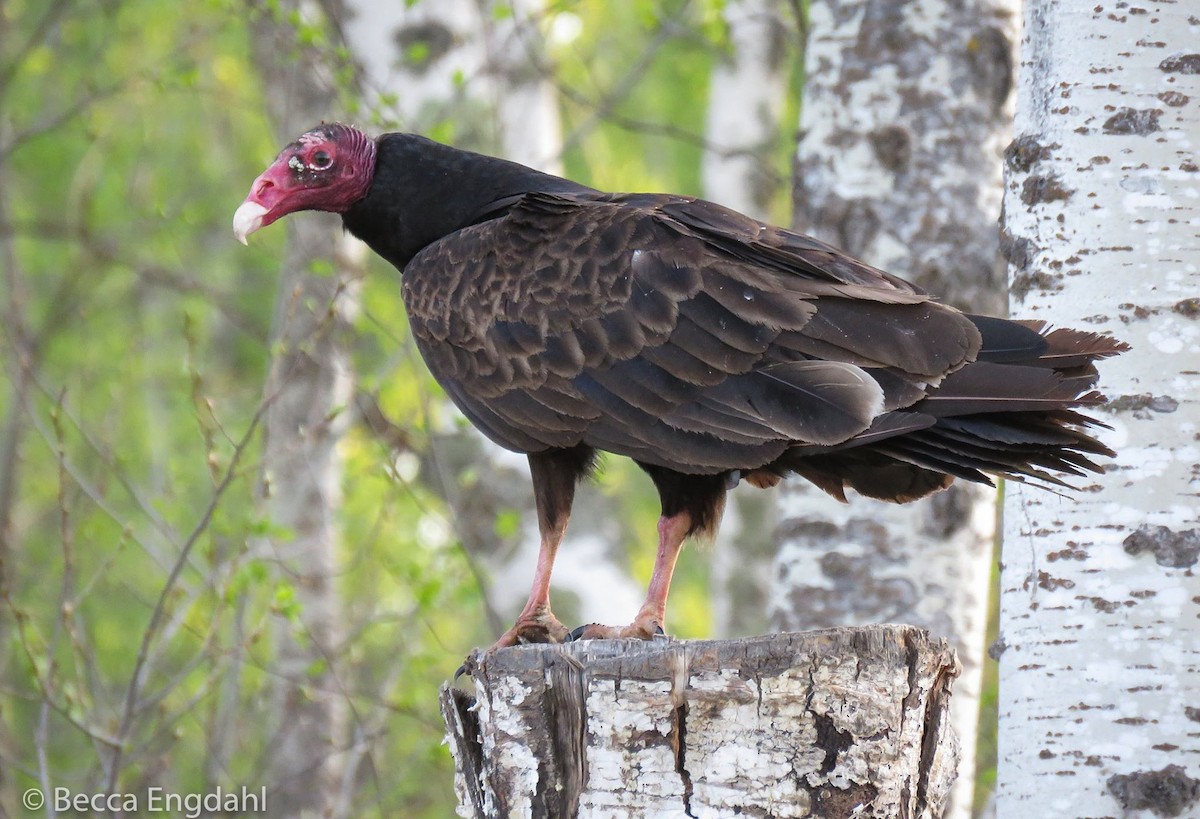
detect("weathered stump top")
[442,624,960,819]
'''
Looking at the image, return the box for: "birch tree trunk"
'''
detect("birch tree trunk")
[996,4,1200,816]
[701,0,792,640]
[444,626,959,818]
[701,0,790,219]
[250,8,362,816]
[774,2,1019,815]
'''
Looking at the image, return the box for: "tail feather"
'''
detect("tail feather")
[1015,321,1130,369]
[771,321,1126,502]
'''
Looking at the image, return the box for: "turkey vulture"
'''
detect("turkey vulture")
[235,124,1126,647]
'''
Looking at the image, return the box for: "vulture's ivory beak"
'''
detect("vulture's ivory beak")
[232,201,269,246]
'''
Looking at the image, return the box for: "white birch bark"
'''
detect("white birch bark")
[997,4,1200,817]
[342,0,560,170]
[341,0,486,128]
[701,0,790,219]
[773,2,1020,815]
[484,0,564,174]
[444,626,959,819]
[339,0,641,628]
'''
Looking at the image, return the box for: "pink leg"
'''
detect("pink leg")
[486,451,587,650]
[573,511,692,640]
[488,516,571,648]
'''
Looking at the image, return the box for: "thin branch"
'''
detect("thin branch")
[0,589,123,748]
[0,0,72,97]
[0,78,126,162]
[103,390,274,796]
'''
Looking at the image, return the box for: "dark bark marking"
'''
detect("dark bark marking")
[988,636,1007,660]
[394,21,456,74]
[1005,135,1052,172]
[1000,229,1037,270]
[1173,298,1200,317]
[1034,570,1076,591]
[1076,595,1128,613]
[441,687,489,819]
[1184,706,1200,722]
[1120,301,1159,321]
[1047,545,1089,561]
[1102,107,1163,135]
[672,700,696,818]
[1159,54,1200,74]
[544,653,587,818]
[911,632,954,818]
[1107,765,1200,818]
[836,199,881,258]
[1010,270,1061,302]
[1021,174,1073,205]
[922,484,974,539]
[813,711,855,775]
[1108,393,1179,415]
[803,781,880,818]
[870,125,912,172]
[966,26,1015,110]
[1123,524,1200,569]
[1157,91,1190,107]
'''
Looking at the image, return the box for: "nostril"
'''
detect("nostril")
[254,179,275,198]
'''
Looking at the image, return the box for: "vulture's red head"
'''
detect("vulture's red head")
[233,123,376,244]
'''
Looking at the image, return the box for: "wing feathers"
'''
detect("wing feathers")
[689,361,883,446]
[400,188,1121,490]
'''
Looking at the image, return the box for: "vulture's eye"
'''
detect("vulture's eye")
[311,149,333,169]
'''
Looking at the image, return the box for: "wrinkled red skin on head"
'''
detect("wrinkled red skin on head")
[240,125,376,229]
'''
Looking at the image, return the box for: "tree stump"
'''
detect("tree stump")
[440,625,959,818]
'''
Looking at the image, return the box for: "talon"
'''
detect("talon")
[566,619,665,642]
[454,648,485,681]
[485,610,571,652]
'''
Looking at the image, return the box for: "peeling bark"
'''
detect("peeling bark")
[443,626,959,818]
[776,1,1019,814]
[998,2,1200,815]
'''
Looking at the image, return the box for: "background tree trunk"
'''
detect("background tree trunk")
[250,7,361,815]
[701,0,793,640]
[996,3,1200,816]
[444,626,959,818]
[774,1,1019,815]
[701,0,790,219]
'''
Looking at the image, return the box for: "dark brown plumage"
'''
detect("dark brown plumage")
[236,125,1127,647]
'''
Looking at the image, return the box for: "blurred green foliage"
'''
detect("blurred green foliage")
[0,0,802,816]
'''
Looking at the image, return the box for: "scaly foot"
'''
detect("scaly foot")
[490,610,571,648]
[456,610,570,679]
[567,614,666,642]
